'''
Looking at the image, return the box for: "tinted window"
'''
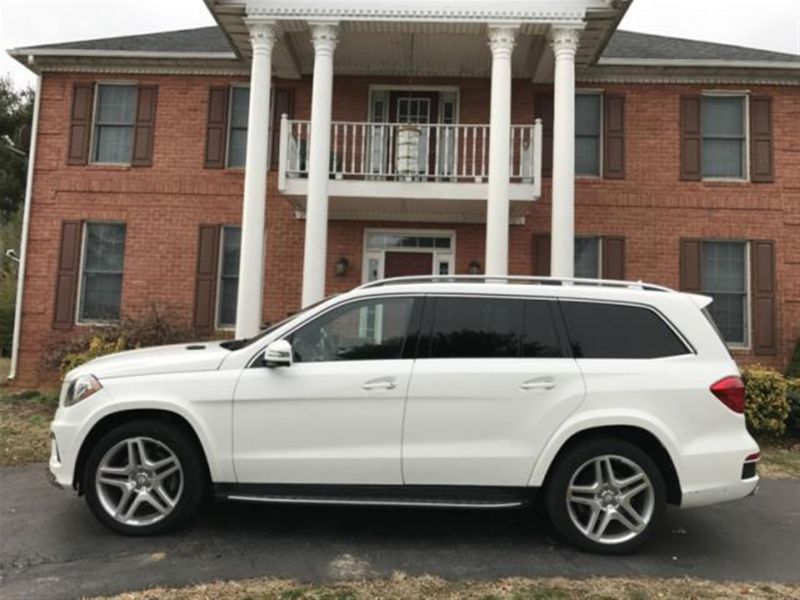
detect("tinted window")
[292,297,415,363]
[560,301,689,359]
[522,301,564,358]
[428,297,521,358]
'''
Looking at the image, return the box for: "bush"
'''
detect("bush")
[786,339,800,379]
[45,306,198,376]
[741,365,790,438]
[787,378,800,437]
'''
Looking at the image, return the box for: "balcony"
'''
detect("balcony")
[278,117,543,223]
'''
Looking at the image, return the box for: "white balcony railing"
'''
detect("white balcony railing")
[278,116,543,194]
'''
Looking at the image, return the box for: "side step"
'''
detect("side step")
[215,483,536,510]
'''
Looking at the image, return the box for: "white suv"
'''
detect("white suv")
[49,276,760,553]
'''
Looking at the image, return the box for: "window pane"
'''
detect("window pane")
[574,237,600,278]
[706,293,746,345]
[575,136,600,176]
[522,301,564,358]
[701,241,747,345]
[85,223,125,271]
[228,129,247,168]
[94,125,133,163]
[702,138,744,178]
[81,223,126,322]
[218,227,241,327]
[96,85,136,124]
[702,97,744,137]
[230,87,250,128]
[218,278,238,326]
[221,227,241,276]
[575,95,601,136]
[429,297,521,358]
[561,301,689,359]
[293,297,414,362]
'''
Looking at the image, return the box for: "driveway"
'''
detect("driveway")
[1,464,798,599]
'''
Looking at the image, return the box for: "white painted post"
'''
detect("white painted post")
[235,19,276,339]
[549,25,581,278]
[485,24,518,276]
[301,21,338,307]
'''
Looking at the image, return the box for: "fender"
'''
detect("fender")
[526,408,683,488]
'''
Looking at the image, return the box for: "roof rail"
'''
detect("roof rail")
[357,275,675,293]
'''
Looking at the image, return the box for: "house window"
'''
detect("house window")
[79,223,126,322]
[227,86,250,168]
[217,226,241,328]
[575,93,601,176]
[92,84,137,164]
[701,241,749,345]
[574,237,601,278]
[701,96,746,179]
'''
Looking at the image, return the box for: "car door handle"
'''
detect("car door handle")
[361,377,398,391]
[520,377,556,391]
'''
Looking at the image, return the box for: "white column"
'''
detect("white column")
[485,25,517,276]
[549,25,581,278]
[301,22,339,306]
[235,19,276,339]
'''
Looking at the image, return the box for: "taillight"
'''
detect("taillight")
[710,376,746,414]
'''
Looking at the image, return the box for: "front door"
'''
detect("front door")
[363,230,455,284]
[384,251,433,278]
[233,296,421,485]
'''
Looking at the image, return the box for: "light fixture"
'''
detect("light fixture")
[335,257,350,277]
[468,260,482,275]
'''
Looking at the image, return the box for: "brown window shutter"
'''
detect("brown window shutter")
[53,221,83,328]
[750,96,774,183]
[679,239,702,293]
[204,86,229,169]
[752,240,776,355]
[533,234,551,276]
[67,84,94,165]
[534,93,554,178]
[680,95,702,181]
[601,237,625,280]
[193,225,221,331]
[270,88,295,169]
[603,94,625,179]
[131,85,158,167]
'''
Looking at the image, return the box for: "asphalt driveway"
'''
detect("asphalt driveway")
[1,464,798,599]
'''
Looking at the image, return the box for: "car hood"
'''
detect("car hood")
[67,341,232,380]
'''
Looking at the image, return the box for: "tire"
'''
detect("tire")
[82,419,206,536]
[544,436,667,554]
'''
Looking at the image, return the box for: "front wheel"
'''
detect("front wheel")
[83,419,206,535]
[544,437,667,554]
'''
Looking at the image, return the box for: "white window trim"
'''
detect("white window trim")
[575,89,604,179]
[215,225,241,330]
[75,220,126,326]
[701,239,751,350]
[88,81,138,166]
[361,228,457,284]
[700,91,750,183]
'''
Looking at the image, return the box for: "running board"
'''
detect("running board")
[215,483,536,510]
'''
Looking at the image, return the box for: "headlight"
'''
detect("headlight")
[64,374,103,407]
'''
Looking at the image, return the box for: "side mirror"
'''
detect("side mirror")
[263,339,293,368]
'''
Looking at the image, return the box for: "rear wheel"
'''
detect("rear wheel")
[545,437,666,554]
[83,419,205,535]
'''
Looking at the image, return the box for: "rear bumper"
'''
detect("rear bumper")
[680,475,759,508]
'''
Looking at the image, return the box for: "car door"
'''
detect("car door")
[233,295,421,485]
[402,295,585,487]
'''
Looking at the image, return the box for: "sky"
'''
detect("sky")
[1,0,799,90]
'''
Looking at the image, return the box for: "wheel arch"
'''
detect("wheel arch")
[531,422,683,506]
[72,408,212,494]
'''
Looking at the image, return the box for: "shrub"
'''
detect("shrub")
[787,378,800,437]
[786,339,800,379]
[45,306,198,377]
[740,365,790,438]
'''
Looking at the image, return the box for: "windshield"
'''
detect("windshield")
[220,295,337,351]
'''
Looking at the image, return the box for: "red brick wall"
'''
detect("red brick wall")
[13,72,799,388]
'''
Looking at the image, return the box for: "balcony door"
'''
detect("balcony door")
[390,92,439,178]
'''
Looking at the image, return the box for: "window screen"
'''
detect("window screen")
[574,237,600,278]
[560,301,689,359]
[93,84,136,164]
[701,241,747,345]
[575,94,601,176]
[701,96,746,178]
[227,86,250,167]
[218,226,241,327]
[428,297,521,358]
[80,223,126,321]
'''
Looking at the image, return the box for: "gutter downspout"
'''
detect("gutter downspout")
[8,71,42,381]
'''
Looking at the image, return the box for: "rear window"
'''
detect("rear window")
[560,301,689,359]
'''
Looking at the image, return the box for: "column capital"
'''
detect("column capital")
[548,25,582,58]
[309,21,339,55]
[487,25,518,58]
[244,18,277,53]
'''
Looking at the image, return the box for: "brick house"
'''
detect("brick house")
[6,0,800,387]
